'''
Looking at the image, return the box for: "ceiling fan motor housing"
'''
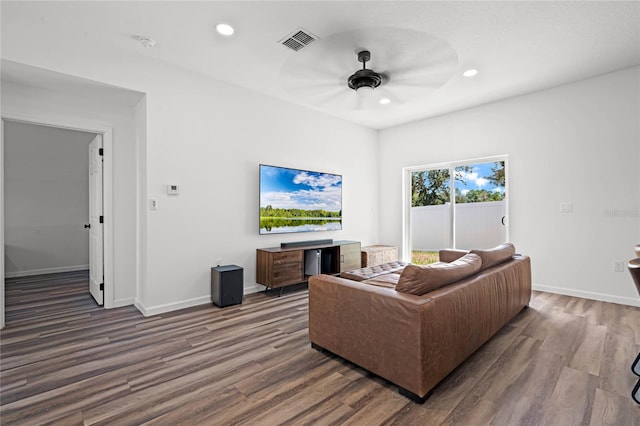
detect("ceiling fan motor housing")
[348,50,383,91]
[348,69,382,90]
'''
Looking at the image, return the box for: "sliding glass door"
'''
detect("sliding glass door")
[407,157,507,264]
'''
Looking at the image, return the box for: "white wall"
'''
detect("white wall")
[9,16,635,314]
[379,67,640,306]
[1,33,379,316]
[139,67,379,314]
[4,121,95,276]
[2,81,141,307]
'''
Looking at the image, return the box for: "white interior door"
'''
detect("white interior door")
[89,135,104,305]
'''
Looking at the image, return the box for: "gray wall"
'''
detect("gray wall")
[4,121,96,276]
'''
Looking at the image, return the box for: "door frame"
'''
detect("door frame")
[1,112,115,328]
[402,154,509,262]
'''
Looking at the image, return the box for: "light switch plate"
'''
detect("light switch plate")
[613,261,625,272]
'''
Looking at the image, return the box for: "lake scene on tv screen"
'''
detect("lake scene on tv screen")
[260,165,342,235]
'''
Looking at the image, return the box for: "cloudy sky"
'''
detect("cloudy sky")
[260,165,342,212]
[455,162,504,196]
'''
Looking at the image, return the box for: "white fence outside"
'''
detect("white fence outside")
[411,201,506,251]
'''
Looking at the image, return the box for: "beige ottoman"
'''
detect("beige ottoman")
[361,245,399,267]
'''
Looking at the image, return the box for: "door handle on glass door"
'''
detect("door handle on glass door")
[501,216,506,226]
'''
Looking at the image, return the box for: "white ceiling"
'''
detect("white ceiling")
[1,1,639,129]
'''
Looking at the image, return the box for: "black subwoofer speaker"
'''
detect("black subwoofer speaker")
[211,265,243,308]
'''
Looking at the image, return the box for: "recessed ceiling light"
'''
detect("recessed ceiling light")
[463,69,478,77]
[216,23,235,36]
[380,98,391,105]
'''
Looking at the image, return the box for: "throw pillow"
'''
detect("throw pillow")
[396,253,482,296]
[470,243,516,271]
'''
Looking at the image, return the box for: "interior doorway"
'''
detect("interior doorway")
[1,116,114,328]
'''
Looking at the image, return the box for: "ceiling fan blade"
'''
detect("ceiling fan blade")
[295,89,360,110]
[386,60,458,80]
[286,85,348,106]
[374,86,408,104]
[279,26,459,110]
[385,80,447,91]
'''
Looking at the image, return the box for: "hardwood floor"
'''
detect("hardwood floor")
[1,272,639,425]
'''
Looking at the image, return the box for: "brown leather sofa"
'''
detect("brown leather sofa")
[308,244,531,403]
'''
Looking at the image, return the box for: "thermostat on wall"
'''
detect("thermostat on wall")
[167,184,179,195]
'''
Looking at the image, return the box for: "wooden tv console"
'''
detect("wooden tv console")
[256,240,361,290]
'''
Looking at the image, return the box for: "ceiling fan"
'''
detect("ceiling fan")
[279,27,459,111]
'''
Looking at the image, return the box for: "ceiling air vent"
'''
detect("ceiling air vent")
[279,28,318,51]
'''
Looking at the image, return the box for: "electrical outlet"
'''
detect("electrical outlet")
[559,202,573,213]
[613,261,625,272]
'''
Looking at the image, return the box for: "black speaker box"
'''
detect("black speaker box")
[211,265,243,308]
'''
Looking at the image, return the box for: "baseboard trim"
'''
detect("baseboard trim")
[134,296,211,317]
[113,298,134,308]
[244,283,266,294]
[533,284,640,307]
[133,284,269,317]
[5,265,89,278]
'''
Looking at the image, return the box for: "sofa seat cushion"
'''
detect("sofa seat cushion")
[470,243,516,271]
[340,261,408,282]
[396,253,482,296]
[361,273,401,288]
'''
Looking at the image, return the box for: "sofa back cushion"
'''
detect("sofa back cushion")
[438,249,469,263]
[396,253,482,296]
[470,243,516,271]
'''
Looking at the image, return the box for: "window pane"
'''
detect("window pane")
[453,161,507,250]
[411,169,450,206]
[411,168,452,263]
[454,161,505,203]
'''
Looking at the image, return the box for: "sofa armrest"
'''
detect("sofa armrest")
[438,249,469,263]
[308,274,433,396]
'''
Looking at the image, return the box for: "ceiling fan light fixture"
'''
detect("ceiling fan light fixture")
[348,69,382,91]
[463,69,478,77]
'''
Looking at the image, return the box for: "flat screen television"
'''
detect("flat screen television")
[259,164,342,235]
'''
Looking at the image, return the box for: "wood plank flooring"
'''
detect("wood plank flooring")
[1,272,639,425]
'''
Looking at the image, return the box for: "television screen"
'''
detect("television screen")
[259,164,342,235]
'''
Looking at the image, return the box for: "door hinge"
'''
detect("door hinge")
[99,283,104,291]
[99,216,104,223]
[99,148,104,156]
